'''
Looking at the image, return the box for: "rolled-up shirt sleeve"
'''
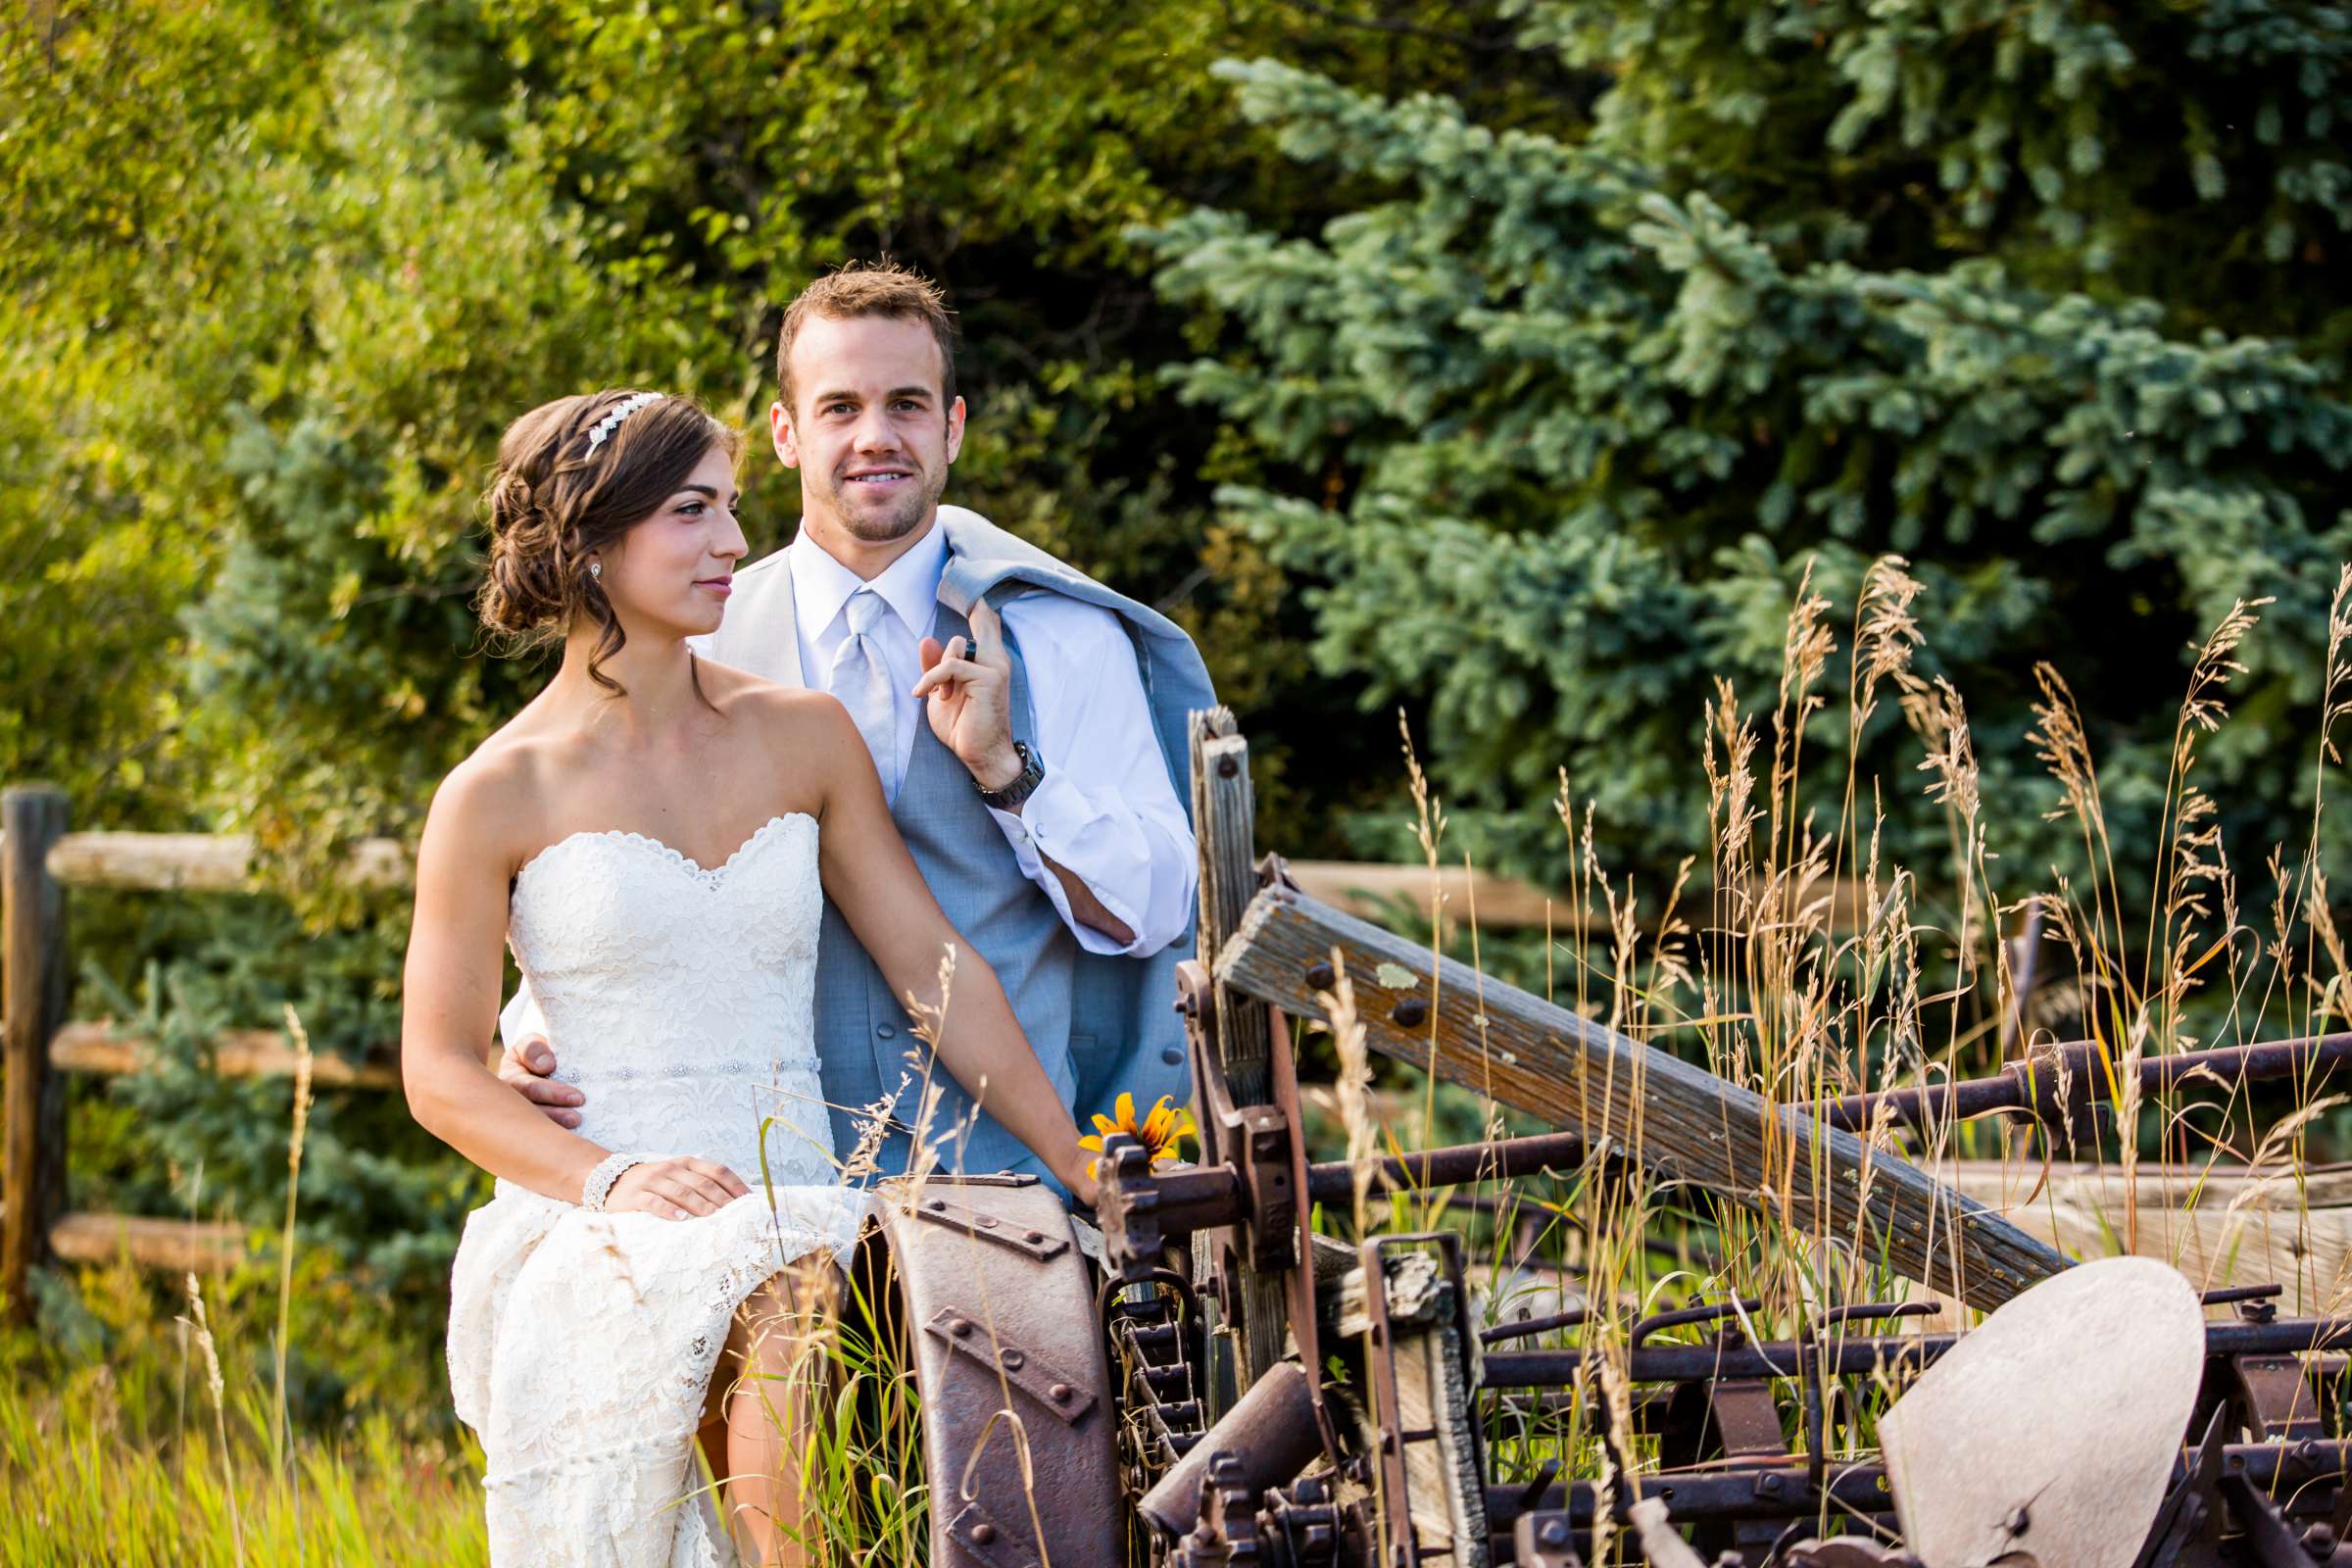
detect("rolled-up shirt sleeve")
[987,594,1197,957]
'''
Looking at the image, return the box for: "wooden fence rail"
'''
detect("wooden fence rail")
[1,797,1612,1312]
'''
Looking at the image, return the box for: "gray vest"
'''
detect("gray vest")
[812,600,1080,1185]
[690,506,1215,1193]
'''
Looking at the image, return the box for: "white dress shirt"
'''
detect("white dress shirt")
[781,523,1195,958]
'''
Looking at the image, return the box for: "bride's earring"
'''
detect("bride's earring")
[589,561,602,582]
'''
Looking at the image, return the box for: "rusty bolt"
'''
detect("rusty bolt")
[1305,960,1337,990]
[949,1317,972,1338]
[1217,756,1240,779]
[1025,1230,1047,1244]
[971,1522,998,1545]
[1754,1473,1784,1499]
[1050,1382,1073,1403]
[1392,995,1429,1028]
[927,1199,948,1212]
[1001,1348,1026,1370]
[976,1215,998,1229]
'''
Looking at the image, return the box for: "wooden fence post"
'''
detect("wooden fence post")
[1189,710,1291,1396]
[4,786,70,1322]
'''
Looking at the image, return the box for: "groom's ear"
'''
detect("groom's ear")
[944,395,965,466]
[770,399,801,469]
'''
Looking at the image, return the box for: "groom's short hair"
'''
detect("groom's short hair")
[776,264,959,417]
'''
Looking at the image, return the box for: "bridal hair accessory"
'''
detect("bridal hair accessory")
[583,392,662,456]
[581,1150,661,1211]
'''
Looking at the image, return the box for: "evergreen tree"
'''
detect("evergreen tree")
[1142,7,2352,888]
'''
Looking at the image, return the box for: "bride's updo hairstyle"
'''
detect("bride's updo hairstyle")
[479,388,741,696]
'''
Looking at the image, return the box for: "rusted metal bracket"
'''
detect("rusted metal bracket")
[923,1306,1099,1425]
[911,1191,1072,1261]
[947,1497,1041,1568]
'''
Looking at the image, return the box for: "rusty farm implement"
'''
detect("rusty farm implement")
[844,712,2352,1568]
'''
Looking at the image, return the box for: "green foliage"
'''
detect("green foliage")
[1141,19,2352,884]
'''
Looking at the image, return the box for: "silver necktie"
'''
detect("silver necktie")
[828,588,900,804]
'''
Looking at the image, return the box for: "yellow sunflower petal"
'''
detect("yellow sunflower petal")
[1078,1134,1103,1152]
[1115,1091,1137,1130]
[1092,1113,1119,1138]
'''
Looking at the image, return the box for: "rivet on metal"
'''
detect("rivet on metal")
[1001,1348,1026,1370]
[1305,960,1337,990]
[949,1317,972,1337]
[1392,995,1429,1028]
[971,1521,998,1545]
[1217,756,1240,779]
[1050,1381,1073,1402]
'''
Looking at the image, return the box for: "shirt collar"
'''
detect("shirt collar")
[787,518,949,640]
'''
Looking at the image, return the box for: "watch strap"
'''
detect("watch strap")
[978,740,1045,809]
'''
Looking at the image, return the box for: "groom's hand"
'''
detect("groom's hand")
[913,597,1023,792]
[495,1034,585,1128]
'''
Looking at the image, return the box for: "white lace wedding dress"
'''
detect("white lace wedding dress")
[445,811,870,1567]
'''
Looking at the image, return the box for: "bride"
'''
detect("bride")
[400,387,1099,1567]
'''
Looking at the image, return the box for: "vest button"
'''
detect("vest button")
[1161,1045,1184,1065]
[877,1024,897,1040]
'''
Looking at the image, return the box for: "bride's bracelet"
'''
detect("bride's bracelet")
[581,1151,662,1212]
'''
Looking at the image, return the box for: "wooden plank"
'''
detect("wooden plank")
[3,787,70,1321]
[0,830,414,893]
[1189,708,1289,1395]
[0,1205,246,1273]
[1215,884,2068,1311]
[49,1021,398,1090]
[1933,1158,2352,1314]
[1286,860,1868,935]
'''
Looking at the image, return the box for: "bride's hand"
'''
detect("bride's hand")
[603,1158,751,1220]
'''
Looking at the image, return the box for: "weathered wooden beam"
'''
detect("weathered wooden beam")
[1189,708,1290,1396]
[0,830,414,893]
[1286,862,1871,936]
[3,787,70,1321]
[0,1203,245,1273]
[1215,884,2067,1310]
[49,1021,398,1091]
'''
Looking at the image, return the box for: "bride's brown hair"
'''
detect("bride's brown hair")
[479,389,742,696]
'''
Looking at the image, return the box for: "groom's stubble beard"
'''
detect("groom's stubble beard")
[814,451,949,545]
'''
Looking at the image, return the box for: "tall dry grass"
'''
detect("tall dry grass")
[1302,556,2352,1548]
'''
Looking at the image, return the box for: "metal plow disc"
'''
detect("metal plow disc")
[1882,1256,2206,1568]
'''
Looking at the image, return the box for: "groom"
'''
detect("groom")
[497,265,1212,1197]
